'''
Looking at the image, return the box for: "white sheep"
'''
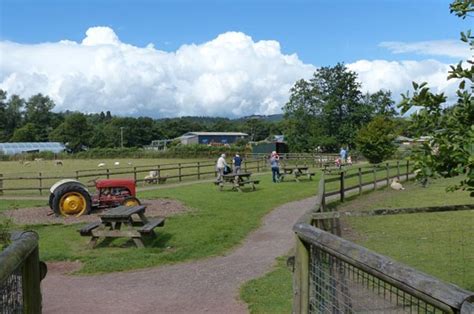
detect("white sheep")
[23,161,31,166]
[54,160,63,166]
[114,161,120,166]
[144,170,159,184]
[98,162,106,168]
[390,178,405,191]
[34,158,44,162]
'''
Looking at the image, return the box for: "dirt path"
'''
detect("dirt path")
[41,195,316,314]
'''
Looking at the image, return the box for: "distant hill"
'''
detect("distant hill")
[235,114,284,122]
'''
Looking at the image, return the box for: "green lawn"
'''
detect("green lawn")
[240,256,293,314]
[27,172,321,273]
[0,199,47,212]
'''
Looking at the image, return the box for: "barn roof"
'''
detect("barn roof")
[183,132,248,136]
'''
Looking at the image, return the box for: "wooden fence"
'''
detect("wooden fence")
[0,231,47,313]
[292,163,474,313]
[0,153,339,195]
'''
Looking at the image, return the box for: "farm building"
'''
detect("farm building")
[251,135,289,154]
[178,132,248,145]
[0,142,66,155]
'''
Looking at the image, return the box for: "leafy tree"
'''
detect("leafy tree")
[24,94,56,141]
[398,0,473,195]
[362,90,397,117]
[355,116,398,164]
[49,112,93,152]
[11,123,40,142]
[283,63,387,152]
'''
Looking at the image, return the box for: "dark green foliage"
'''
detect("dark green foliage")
[399,1,473,195]
[283,63,395,152]
[355,116,398,164]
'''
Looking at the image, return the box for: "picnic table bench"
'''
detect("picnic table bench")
[78,205,165,248]
[280,166,315,182]
[214,172,259,192]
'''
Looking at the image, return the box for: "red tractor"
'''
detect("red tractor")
[49,178,141,217]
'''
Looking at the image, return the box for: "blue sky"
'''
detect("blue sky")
[0,0,470,117]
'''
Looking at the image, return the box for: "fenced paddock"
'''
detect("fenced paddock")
[292,171,474,313]
[0,153,340,196]
[0,231,46,313]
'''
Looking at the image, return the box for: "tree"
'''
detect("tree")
[355,116,398,164]
[398,0,473,195]
[24,94,56,141]
[49,112,93,152]
[362,90,397,117]
[11,123,40,142]
[283,63,388,152]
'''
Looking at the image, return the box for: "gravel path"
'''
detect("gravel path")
[41,195,316,314]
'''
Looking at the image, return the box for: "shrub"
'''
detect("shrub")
[355,116,398,164]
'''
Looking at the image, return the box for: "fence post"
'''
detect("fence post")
[75,170,79,180]
[386,163,390,186]
[38,172,42,196]
[358,167,362,195]
[406,160,410,181]
[106,168,110,179]
[197,162,201,180]
[244,160,248,172]
[373,168,377,190]
[178,163,182,182]
[22,245,42,313]
[340,171,345,202]
[0,173,3,195]
[257,159,260,172]
[133,167,137,182]
[293,237,309,314]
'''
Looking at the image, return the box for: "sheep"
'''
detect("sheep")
[54,160,63,166]
[23,161,31,166]
[144,170,159,184]
[98,162,106,168]
[34,158,44,162]
[390,178,405,191]
[127,161,133,166]
[114,161,120,166]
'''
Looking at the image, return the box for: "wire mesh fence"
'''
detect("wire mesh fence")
[0,266,23,313]
[309,245,447,313]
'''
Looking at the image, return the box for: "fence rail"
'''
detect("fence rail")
[0,153,340,195]
[0,231,46,313]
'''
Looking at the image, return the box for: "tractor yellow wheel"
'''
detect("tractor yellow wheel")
[122,197,141,207]
[59,192,88,216]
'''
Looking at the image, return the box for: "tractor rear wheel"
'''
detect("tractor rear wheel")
[122,197,141,207]
[52,184,91,217]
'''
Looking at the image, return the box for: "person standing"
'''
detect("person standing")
[233,153,242,174]
[339,147,347,163]
[270,151,281,183]
[216,154,228,182]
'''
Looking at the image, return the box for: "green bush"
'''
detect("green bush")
[355,116,398,164]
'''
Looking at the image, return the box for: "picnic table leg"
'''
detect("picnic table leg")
[132,237,145,248]
[88,236,99,248]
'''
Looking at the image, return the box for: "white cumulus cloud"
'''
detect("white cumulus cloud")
[0,27,315,117]
[0,27,464,117]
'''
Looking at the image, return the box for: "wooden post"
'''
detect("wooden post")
[38,172,42,195]
[244,160,248,172]
[197,162,201,180]
[340,171,345,202]
[406,160,410,181]
[293,237,309,314]
[358,167,362,195]
[22,246,42,313]
[133,167,137,182]
[257,159,260,172]
[178,163,182,182]
[386,163,390,186]
[373,168,377,190]
[75,170,79,180]
[0,173,3,196]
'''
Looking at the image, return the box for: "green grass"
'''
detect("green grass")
[240,256,293,314]
[27,172,321,273]
[0,199,47,212]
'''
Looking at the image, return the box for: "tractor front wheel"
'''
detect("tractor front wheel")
[52,184,91,217]
[122,197,141,207]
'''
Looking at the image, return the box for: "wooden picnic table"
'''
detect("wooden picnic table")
[215,172,260,192]
[78,205,165,248]
[280,166,315,182]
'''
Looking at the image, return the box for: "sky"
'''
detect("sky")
[0,0,471,118]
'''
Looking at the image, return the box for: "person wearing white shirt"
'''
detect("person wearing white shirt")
[216,154,228,182]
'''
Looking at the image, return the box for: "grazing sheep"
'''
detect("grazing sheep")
[114,161,120,166]
[24,161,31,166]
[390,178,405,191]
[54,160,63,166]
[34,158,44,162]
[144,170,159,184]
[98,162,106,168]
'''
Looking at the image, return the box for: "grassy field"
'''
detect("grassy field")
[20,172,321,273]
[0,199,47,212]
[241,176,473,313]
[0,157,221,195]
